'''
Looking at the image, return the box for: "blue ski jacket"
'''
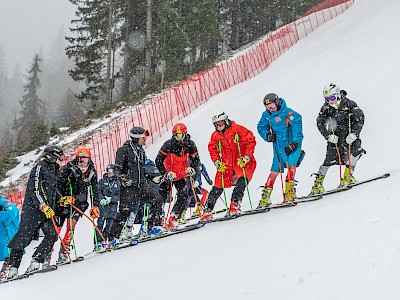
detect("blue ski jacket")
[0,196,20,261]
[257,98,304,172]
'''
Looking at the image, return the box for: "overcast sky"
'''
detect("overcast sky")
[0,0,75,74]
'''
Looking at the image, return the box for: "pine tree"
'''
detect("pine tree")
[15,54,48,151]
[66,0,111,109]
[57,88,85,129]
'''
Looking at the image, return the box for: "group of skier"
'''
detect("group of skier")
[0,82,365,281]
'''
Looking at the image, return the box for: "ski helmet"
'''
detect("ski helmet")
[130,127,149,139]
[43,145,64,163]
[323,83,341,102]
[76,147,91,158]
[263,93,280,106]
[172,123,187,139]
[106,164,116,173]
[212,112,228,124]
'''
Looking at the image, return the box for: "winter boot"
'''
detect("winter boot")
[57,246,71,264]
[258,187,273,208]
[284,180,297,205]
[26,259,41,273]
[309,174,325,195]
[177,210,187,224]
[227,201,241,216]
[339,166,356,187]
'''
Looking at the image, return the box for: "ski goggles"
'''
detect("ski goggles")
[265,102,277,110]
[130,130,150,139]
[78,157,89,163]
[174,132,186,139]
[214,121,225,128]
[324,95,337,102]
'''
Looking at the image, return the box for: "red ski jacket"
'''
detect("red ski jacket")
[208,121,256,188]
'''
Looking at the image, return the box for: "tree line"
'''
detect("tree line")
[0,0,321,181]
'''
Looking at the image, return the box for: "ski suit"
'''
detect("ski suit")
[0,196,20,261]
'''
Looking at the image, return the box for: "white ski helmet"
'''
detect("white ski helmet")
[323,83,341,102]
[212,112,228,124]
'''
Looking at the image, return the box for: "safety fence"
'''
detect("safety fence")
[6,0,354,206]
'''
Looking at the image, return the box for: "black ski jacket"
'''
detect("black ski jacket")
[24,159,61,210]
[115,140,153,189]
[58,158,99,206]
[316,97,364,142]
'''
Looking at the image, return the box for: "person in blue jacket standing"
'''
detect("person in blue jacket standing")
[257,93,304,207]
[95,164,121,250]
[0,196,20,267]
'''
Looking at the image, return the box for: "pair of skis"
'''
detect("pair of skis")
[203,173,391,221]
[0,257,84,284]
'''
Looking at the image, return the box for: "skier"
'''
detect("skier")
[200,112,257,221]
[0,196,20,280]
[257,93,304,207]
[155,123,200,228]
[309,83,365,195]
[56,147,100,262]
[0,146,65,280]
[94,164,121,250]
[108,127,164,244]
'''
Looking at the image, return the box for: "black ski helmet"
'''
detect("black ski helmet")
[263,93,279,106]
[129,127,149,143]
[106,164,116,173]
[43,145,64,163]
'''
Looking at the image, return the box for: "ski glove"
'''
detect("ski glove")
[327,134,339,144]
[267,132,276,142]
[40,203,55,219]
[163,172,176,182]
[59,196,76,206]
[192,180,200,188]
[214,160,227,173]
[152,176,163,184]
[90,206,100,219]
[346,133,357,145]
[185,167,196,177]
[237,156,250,168]
[100,197,112,206]
[284,142,298,155]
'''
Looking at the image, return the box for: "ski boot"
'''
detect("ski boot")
[147,226,164,237]
[26,259,41,273]
[108,238,120,248]
[284,180,297,206]
[1,266,18,280]
[309,174,325,195]
[164,214,178,230]
[339,166,356,187]
[257,187,273,209]
[177,210,187,224]
[123,225,134,241]
[191,204,203,218]
[227,201,241,216]
[200,209,213,222]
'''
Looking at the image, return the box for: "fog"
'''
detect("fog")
[0,0,75,72]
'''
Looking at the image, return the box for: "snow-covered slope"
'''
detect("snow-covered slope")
[2,0,400,298]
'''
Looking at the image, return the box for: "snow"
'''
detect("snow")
[2,0,400,298]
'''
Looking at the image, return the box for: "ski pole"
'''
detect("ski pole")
[234,133,253,210]
[71,204,111,249]
[272,140,286,204]
[51,217,72,262]
[66,177,78,258]
[217,140,229,210]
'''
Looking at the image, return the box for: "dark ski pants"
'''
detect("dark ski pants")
[159,178,188,217]
[205,177,246,211]
[95,217,114,242]
[8,207,57,268]
[108,184,163,240]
